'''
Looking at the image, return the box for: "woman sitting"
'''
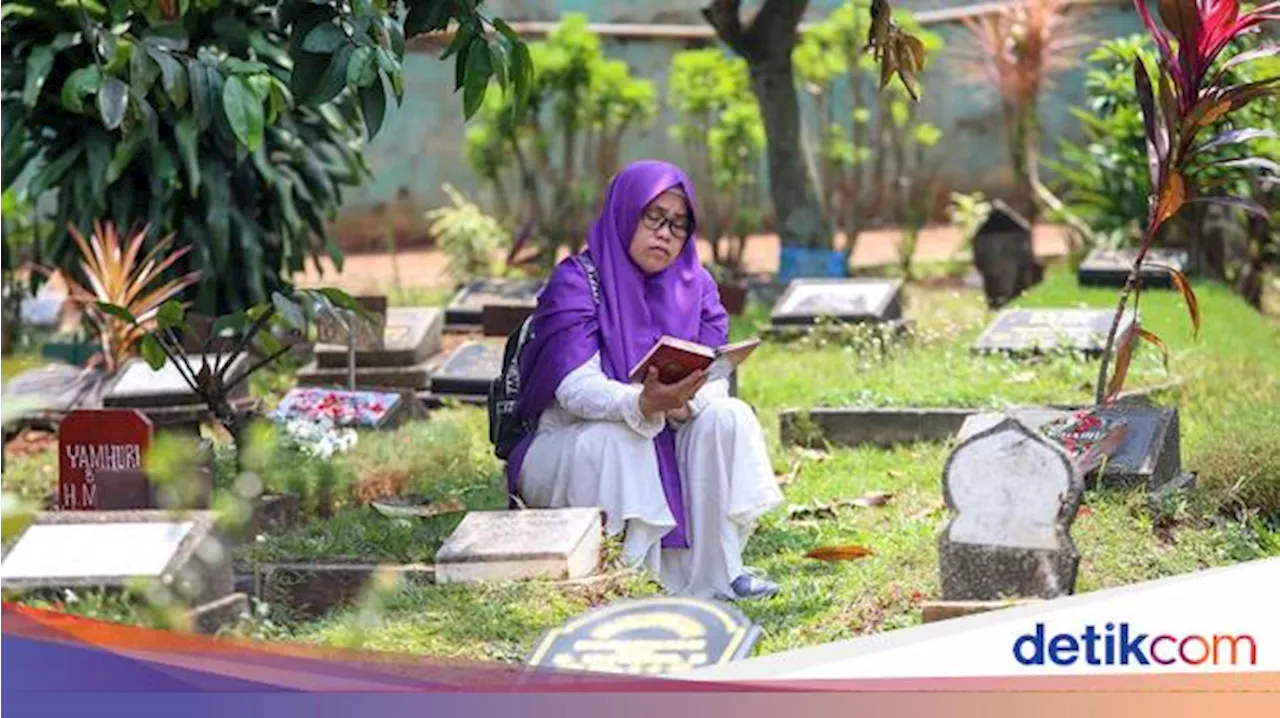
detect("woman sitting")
[505,160,783,600]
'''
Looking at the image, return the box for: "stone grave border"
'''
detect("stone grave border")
[769,277,905,327]
[0,510,232,607]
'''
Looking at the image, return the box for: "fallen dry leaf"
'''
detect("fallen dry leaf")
[910,503,946,522]
[797,448,831,462]
[1077,506,1095,518]
[804,545,876,561]
[421,498,466,517]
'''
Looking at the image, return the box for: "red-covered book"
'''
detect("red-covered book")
[627,336,761,384]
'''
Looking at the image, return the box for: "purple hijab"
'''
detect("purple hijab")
[505,160,729,549]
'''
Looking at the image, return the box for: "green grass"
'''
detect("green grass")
[7,265,1279,660]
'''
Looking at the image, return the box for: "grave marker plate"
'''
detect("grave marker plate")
[271,387,403,429]
[940,417,1083,600]
[58,409,154,511]
[1078,248,1189,289]
[972,308,1136,356]
[315,307,443,368]
[19,294,66,328]
[430,340,505,397]
[770,278,904,326]
[481,303,536,337]
[956,405,1180,489]
[434,508,603,583]
[0,510,232,605]
[104,354,249,408]
[445,278,544,327]
[526,597,760,675]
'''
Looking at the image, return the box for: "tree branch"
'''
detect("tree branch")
[702,0,750,57]
[218,306,276,381]
[224,344,294,396]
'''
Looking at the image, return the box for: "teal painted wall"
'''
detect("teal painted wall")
[334,1,1146,242]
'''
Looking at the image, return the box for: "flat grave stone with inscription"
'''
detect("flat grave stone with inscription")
[429,339,505,398]
[314,307,442,368]
[769,278,904,327]
[956,404,1182,490]
[58,409,154,511]
[434,508,603,583]
[271,387,403,429]
[526,597,761,675]
[445,277,545,328]
[104,354,250,409]
[972,308,1136,357]
[313,295,389,350]
[1078,248,1189,289]
[0,510,233,606]
[940,416,1084,601]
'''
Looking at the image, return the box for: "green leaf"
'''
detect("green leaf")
[106,132,143,182]
[188,59,215,130]
[222,75,264,151]
[359,79,387,138]
[147,46,188,107]
[61,66,102,113]
[308,43,355,106]
[96,301,138,325]
[85,129,110,202]
[157,300,185,330]
[23,45,55,107]
[347,45,378,87]
[97,77,129,129]
[382,15,406,59]
[256,328,284,357]
[390,69,405,105]
[143,23,189,51]
[271,291,307,330]
[130,44,161,96]
[493,18,521,45]
[512,40,533,107]
[223,58,268,75]
[32,146,82,196]
[489,42,508,91]
[404,0,451,36]
[139,333,167,369]
[443,21,474,62]
[462,41,492,120]
[174,115,201,196]
[302,22,347,53]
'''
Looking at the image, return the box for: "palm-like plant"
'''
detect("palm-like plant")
[957,0,1090,224]
[54,222,199,372]
[1095,0,1278,403]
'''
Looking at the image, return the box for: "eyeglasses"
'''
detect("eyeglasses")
[640,208,691,239]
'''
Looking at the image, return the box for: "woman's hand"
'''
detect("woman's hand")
[639,367,707,419]
[667,404,693,422]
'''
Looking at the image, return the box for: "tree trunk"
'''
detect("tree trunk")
[704,0,832,251]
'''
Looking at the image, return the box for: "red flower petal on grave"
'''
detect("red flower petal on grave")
[910,590,925,602]
[1078,506,1095,518]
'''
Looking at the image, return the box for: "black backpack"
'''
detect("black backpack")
[488,253,600,460]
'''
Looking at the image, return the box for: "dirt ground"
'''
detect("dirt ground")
[296,224,1072,293]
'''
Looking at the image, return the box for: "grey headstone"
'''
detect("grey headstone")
[1078,248,1190,289]
[430,339,505,397]
[940,417,1083,601]
[769,278,904,326]
[2,364,108,416]
[0,510,233,607]
[315,307,443,368]
[435,508,603,583]
[19,294,66,328]
[956,405,1181,490]
[973,308,1136,357]
[446,277,545,327]
[103,354,250,409]
[526,597,761,675]
[973,200,1042,309]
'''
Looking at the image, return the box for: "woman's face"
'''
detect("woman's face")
[628,189,691,274]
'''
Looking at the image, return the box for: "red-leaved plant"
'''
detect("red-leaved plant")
[1095,0,1278,404]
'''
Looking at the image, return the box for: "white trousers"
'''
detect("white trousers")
[518,397,782,599]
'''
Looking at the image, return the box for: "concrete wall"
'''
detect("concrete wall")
[331,1,1144,248]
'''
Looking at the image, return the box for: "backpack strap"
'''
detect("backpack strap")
[576,252,601,306]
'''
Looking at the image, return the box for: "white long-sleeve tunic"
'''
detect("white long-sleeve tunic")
[517,353,783,599]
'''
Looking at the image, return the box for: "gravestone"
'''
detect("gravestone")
[271,387,404,429]
[2,364,108,420]
[434,508,603,583]
[429,339,505,399]
[445,277,544,328]
[972,200,1042,309]
[297,307,443,391]
[58,409,154,511]
[769,278,904,326]
[939,416,1084,601]
[1077,248,1190,289]
[482,303,536,337]
[973,308,1136,357]
[104,354,250,409]
[19,292,67,329]
[313,295,389,351]
[526,597,761,675]
[955,404,1182,490]
[0,510,233,607]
